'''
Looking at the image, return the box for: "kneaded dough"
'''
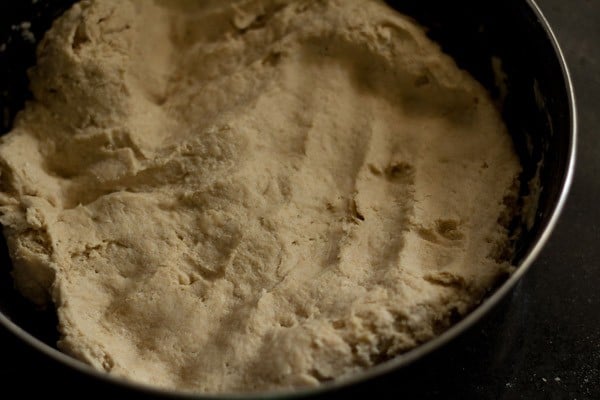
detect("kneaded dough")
[0,0,521,393]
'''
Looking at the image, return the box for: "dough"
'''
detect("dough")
[0,0,521,393]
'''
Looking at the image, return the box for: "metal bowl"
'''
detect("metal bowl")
[0,0,576,398]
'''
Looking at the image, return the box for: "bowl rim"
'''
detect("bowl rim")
[0,0,577,398]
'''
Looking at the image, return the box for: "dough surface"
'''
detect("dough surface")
[0,0,521,393]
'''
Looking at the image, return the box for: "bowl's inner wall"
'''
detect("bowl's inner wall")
[0,0,572,348]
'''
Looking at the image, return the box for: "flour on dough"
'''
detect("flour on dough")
[0,0,521,393]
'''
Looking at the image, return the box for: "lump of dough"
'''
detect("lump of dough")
[0,0,521,393]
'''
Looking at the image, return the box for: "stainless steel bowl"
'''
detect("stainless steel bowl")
[0,0,576,398]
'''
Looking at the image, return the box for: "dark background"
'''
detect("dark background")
[0,0,598,399]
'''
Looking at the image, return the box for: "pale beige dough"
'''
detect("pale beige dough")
[0,0,521,393]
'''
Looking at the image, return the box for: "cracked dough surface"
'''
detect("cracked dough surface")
[0,0,521,393]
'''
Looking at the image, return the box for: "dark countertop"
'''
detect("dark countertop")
[0,0,598,399]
